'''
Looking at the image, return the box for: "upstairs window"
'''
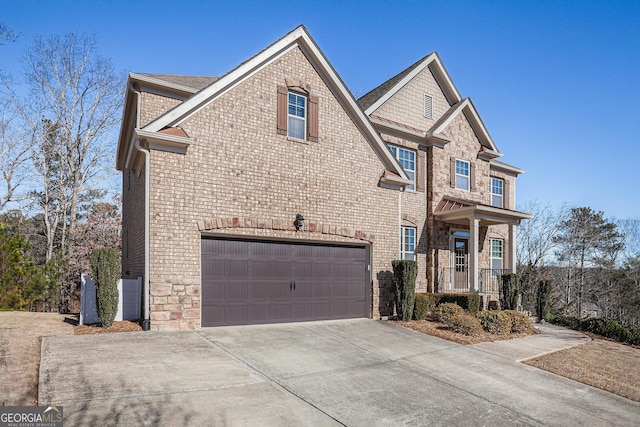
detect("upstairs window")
[400,226,416,260]
[277,85,319,142]
[424,94,433,119]
[389,145,416,191]
[287,92,306,140]
[491,177,504,208]
[455,159,470,190]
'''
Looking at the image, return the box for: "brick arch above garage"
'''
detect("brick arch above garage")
[197,217,376,244]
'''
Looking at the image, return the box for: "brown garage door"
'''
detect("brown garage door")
[201,238,369,326]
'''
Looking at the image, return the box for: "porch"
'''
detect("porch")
[439,267,512,307]
[433,197,532,307]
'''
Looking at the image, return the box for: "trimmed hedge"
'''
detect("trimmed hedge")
[412,292,480,318]
[435,303,464,324]
[90,248,120,328]
[447,312,483,336]
[477,310,533,335]
[548,314,640,346]
[392,260,418,321]
[500,273,520,310]
[413,293,433,320]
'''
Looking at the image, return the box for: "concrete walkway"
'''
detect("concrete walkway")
[471,322,591,361]
[39,319,638,426]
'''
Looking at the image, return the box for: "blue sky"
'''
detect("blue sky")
[2,0,640,219]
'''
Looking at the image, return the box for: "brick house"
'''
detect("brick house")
[116,26,530,330]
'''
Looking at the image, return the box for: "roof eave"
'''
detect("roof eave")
[490,160,525,175]
[129,72,200,95]
[140,25,409,181]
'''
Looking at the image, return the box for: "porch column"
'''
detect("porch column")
[509,223,517,273]
[469,217,479,293]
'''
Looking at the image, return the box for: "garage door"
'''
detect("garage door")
[201,238,369,326]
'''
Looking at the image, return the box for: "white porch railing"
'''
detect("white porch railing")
[438,268,512,297]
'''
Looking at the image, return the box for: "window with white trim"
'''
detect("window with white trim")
[287,92,307,139]
[424,94,433,119]
[490,239,503,270]
[389,145,416,191]
[455,159,470,190]
[491,177,504,208]
[400,226,416,260]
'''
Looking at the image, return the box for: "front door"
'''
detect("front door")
[453,238,468,291]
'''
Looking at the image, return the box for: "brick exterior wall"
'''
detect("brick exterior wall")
[370,63,521,298]
[120,35,525,329]
[371,66,450,131]
[121,168,145,280]
[137,47,402,330]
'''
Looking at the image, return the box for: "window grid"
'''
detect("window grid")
[491,177,504,207]
[490,239,503,270]
[455,159,469,190]
[390,145,416,191]
[287,92,306,139]
[400,226,416,260]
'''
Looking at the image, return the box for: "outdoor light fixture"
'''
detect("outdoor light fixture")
[294,213,305,231]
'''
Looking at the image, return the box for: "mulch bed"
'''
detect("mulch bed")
[398,317,539,345]
[75,320,143,334]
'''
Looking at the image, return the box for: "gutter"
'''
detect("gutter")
[130,84,151,331]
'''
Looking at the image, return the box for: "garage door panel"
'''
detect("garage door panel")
[312,262,331,278]
[225,282,248,299]
[270,302,292,322]
[270,282,292,300]
[202,238,367,326]
[250,260,290,279]
[312,282,330,298]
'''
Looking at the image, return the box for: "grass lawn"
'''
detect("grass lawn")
[400,317,640,402]
[524,338,640,402]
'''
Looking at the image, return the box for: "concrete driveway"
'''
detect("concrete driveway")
[39,319,639,426]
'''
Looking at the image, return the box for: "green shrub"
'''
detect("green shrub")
[628,327,640,346]
[547,314,640,346]
[477,310,512,335]
[435,303,464,324]
[392,260,418,321]
[500,273,520,310]
[90,248,120,328]
[477,310,533,335]
[438,293,480,313]
[507,310,534,334]
[536,280,553,321]
[448,312,483,336]
[413,293,434,320]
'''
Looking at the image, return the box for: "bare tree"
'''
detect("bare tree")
[5,33,125,258]
[0,98,31,210]
[517,201,569,269]
[616,218,640,260]
[0,23,18,44]
[516,201,569,312]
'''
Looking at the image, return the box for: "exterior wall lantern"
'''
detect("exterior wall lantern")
[294,213,305,231]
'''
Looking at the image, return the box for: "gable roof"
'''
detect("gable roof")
[123,25,409,183]
[358,52,462,116]
[428,98,501,156]
[135,74,218,92]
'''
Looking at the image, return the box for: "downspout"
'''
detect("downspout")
[130,83,151,331]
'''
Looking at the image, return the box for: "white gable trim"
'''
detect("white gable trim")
[130,73,201,95]
[141,26,408,182]
[364,53,462,116]
[429,98,500,153]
